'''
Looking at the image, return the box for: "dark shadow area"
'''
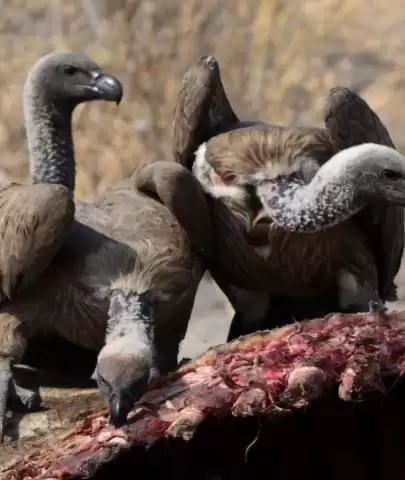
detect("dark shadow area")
[21,334,97,388]
[74,377,405,480]
[227,289,339,342]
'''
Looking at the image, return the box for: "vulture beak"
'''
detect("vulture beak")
[108,387,134,428]
[90,71,123,105]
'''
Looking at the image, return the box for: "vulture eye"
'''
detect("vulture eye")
[64,65,78,76]
[382,169,401,180]
[97,373,108,386]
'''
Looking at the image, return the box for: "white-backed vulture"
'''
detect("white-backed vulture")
[170,56,405,340]
[0,52,211,440]
[0,51,123,441]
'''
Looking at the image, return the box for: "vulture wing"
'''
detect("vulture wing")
[133,161,213,263]
[172,55,238,171]
[0,183,74,301]
[324,86,404,301]
[172,56,271,291]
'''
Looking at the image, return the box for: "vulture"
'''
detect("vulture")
[171,55,405,339]
[0,52,211,441]
[0,51,123,440]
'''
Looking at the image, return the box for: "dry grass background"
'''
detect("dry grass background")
[2,0,405,347]
[1,0,405,202]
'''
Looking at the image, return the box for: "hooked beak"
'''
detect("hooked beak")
[90,71,123,105]
[108,387,134,428]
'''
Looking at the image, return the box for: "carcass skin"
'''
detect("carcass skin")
[5,306,405,480]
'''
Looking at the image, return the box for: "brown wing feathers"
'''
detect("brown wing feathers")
[324,87,404,301]
[0,183,74,301]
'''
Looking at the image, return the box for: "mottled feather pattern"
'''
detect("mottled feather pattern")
[106,291,154,343]
[256,179,354,232]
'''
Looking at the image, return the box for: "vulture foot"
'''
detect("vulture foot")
[368,300,388,316]
[0,360,41,443]
[9,379,41,411]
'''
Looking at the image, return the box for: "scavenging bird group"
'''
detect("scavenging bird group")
[0,52,404,442]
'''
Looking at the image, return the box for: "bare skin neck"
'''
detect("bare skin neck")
[252,143,399,232]
[23,87,76,191]
[256,173,358,232]
[106,290,155,351]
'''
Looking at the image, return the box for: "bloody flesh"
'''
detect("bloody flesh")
[3,309,405,480]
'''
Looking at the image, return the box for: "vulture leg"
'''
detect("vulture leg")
[0,358,11,442]
[368,299,388,315]
[0,314,40,442]
[178,357,191,368]
[0,184,75,441]
[227,290,340,342]
[225,286,271,340]
[155,337,181,375]
[337,270,380,313]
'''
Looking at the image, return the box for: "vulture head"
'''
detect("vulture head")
[340,143,405,205]
[23,51,123,109]
[245,142,405,232]
[96,340,153,428]
[93,290,158,429]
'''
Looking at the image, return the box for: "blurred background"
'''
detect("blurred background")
[1,0,405,355]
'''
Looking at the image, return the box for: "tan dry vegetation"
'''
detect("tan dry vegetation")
[0,0,404,201]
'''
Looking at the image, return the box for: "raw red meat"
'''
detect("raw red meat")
[3,308,405,479]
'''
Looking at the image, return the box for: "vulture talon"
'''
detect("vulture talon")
[9,380,41,412]
[0,361,11,443]
[368,300,388,316]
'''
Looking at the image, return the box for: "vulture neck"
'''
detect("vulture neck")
[106,290,155,351]
[24,87,76,192]
[255,147,370,233]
